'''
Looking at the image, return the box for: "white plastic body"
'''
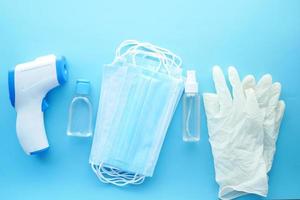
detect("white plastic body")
[14,55,59,155]
[183,92,200,142]
[67,95,93,137]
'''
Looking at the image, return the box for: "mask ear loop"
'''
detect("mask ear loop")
[116,40,139,57]
[116,41,164,72]
[142,42,182,68]
[131,44,170,74]
[92,164,126,186]
[141,42,182,74]
[113,42,156,66]
[91,163,145,186]
[130,49,164,73]
[112,40,140,65]
[114,40,182,76]
[157,48,182,71]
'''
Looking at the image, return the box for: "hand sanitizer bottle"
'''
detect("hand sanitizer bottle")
[183,70,200,142]
[67,79,93,137]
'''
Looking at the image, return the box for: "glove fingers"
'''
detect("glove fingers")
[268,82,281,108]
[245,88,261,117]
[264,100,285,172]
[228,66,245,105]
[212,66,232,112]
[264,82,281,123]
[274,100,285,135]
[203,93,220,119]
[256,74,272,92]
[255,74,272,106]
[242,75,256,91]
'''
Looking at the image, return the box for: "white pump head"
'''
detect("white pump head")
[8,55,68,155]
[185,70,198,94]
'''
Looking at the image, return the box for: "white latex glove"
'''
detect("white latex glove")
[203,66,268,200]
[242,74,285,172]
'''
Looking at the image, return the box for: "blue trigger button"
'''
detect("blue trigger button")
[42,98,49,112]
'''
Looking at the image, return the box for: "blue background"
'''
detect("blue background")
[0,1,299,199]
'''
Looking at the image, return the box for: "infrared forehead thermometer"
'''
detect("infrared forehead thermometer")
[8,55,68,155]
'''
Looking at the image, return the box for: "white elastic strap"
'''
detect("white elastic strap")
[119,46,168,74]
[129,45,179,74]
[130,49,164,73]
[112,40,140,65]
[151,44,182,68]
[135,42,182,70]
[115,40,182,75]
[142,41,182,69]
[91,163,145,187]
[116,40,140,57]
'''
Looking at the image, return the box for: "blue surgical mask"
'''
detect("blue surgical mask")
[90,40,184,186]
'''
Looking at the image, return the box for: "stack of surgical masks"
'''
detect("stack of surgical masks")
[203,66,285,200]
[90,40,184,186]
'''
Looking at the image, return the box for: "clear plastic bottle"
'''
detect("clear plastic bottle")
[67,79,93,137]
[183,70,200,142]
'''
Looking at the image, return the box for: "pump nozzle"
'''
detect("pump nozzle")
[185,70,198,94]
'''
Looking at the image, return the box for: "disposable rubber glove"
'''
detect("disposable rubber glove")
[242,74,285,172]
[203,66,268,200]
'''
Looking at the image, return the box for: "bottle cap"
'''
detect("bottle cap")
[185,70,198,93]
[76,79,90,95]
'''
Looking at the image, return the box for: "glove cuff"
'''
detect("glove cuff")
[219,176,268,200]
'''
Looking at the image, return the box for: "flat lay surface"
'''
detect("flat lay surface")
[0,0,299,199]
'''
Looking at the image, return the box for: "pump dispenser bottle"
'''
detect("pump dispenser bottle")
[183,70,200,142]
